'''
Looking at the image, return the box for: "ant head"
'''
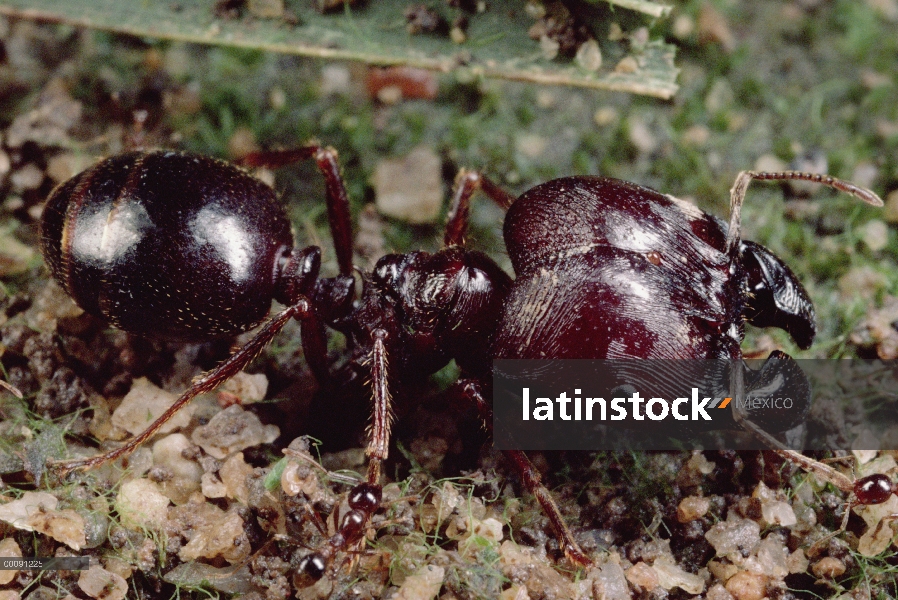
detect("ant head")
[726,170,881,350]
[740,240,816,349]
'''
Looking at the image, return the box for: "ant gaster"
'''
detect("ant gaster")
[41,146,883,573]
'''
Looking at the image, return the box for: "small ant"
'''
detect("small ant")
[740,417,898,554]
[782,449,897,554]
[278,445,391,587]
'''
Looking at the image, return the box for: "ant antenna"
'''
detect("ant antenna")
[725,170,883,255]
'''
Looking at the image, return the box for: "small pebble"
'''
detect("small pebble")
[226,127,259,160]
[170,503,250,563]
[852,161,879,189]
[112,378,196,436]
[811,557,846,579]
[625,561,658,591]
[857,494,898,556]
[152,433,202,483]
[697,3,736,52]
[744,535,789,579]
[614,56,638,73]
[499,541,576,599]
[628,116,658,154]
[103,557,133,582]
[320,64,352,95]
[201,472,228,498]
[682,124,710,147]
[592,561,630,600]
[672,15,695,38]
[116,479,170,531]
[539,35,560,60]
[498,585,529,600]
[575,39,602,71]
[219,452,253,504]
[0,538,21,584]
[10,163,43,191]
[393,564,444,600]
[593,107,618,127]
[653,555,704,594]
[0,491,86,550]
[724,571,767,600]
[0,149,10,178]
[247,0,283,18]
[861,219,889,252]
[219,370,268,404]
[191,404,279,459]
[786,548,809,574]
[516,134,548,159]
[753,483,797,527]
[706,583,735,600]
[705,517,761,557]
[677,495,711,522]
[78,565,128,600]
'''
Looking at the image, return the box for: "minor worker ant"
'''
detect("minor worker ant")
[743,420,898,556]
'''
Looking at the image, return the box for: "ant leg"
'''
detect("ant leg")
[866,513,898,548]
[444,170,516,248]
[820,455,857,467]
[454,379,593,566]
[808,500,856,556]
[241,146,354,277]
[729,354,854,494]
[365,329,393,485]
[51,298,319,476]
[726,170,883,255]
[295,301,329,385]
[1,379,23,398]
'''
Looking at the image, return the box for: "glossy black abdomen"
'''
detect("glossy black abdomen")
[41,152,293,342]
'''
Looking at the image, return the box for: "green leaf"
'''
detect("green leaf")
[0,0,678,98]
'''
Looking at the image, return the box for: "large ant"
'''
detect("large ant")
[39,145,882,578]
